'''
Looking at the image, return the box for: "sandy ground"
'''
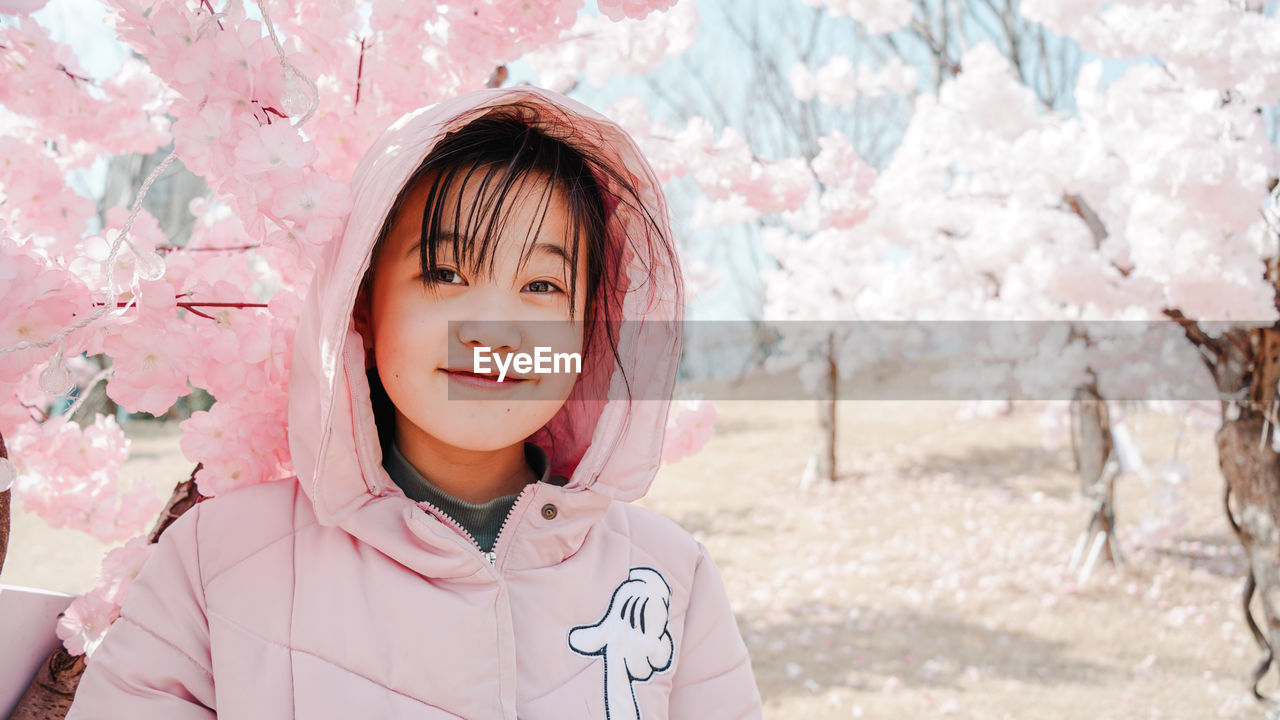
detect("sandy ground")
[2,398,1269,718]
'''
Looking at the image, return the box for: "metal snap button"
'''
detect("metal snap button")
[540,503,558,520]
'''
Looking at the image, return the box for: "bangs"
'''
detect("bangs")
[415,159,590,316]
[367,111,614,324]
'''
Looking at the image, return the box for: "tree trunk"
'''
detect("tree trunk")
[815,332,837,483]
[1219,414,1280,700]
[5,466,206,720]
[1209,324,1280,700]
[6,652,86,720]
[1,430,10,579]
[1073,381,1118,565]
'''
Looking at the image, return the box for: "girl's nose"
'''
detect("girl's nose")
[451,287,523,353]
[455,320,521,357]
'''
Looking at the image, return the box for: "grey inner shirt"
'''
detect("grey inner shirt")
[381,439,567,554]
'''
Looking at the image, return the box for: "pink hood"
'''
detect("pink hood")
[286,85,684,574]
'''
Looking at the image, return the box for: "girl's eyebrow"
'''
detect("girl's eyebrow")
[528,242,570,263]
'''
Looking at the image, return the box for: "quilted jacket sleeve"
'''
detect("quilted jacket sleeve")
[669,541,763,719]
[65,502,216,719]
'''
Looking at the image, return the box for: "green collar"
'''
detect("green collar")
[381,439,565,553]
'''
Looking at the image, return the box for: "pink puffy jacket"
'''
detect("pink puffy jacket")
[65,86,763,719]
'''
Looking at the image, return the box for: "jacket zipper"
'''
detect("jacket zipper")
[414,488,533,720]
[416,484,536,568]
[488,484,535,571]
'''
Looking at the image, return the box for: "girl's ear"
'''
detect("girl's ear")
[353,280,375,367]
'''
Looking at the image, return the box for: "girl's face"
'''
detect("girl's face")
[356,169,588,454]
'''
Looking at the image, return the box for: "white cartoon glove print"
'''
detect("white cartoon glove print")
[568,567,674,720]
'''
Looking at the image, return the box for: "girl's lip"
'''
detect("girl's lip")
[440,368,528,390]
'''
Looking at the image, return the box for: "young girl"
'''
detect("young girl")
[66,86,763,718]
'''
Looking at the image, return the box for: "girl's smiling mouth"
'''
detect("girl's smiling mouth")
[441,367,529,390]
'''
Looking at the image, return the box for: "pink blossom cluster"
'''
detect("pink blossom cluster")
[763,0,1280,411]
[794,37,1276,326]
[0,18,169,167]
[57,535,155,658]
[108,0,351,262]
[66,206,167,298]
[55,590,119,658]
[9,414,162,544]
[0,237,93,388]
[662,396,719,464]
[97,278,202,416]
[0,0,49,14]
[1022,0,1280,106]
[809,132,876,230]
[179,383,292,496]
[525,0,696,91]
[597,0,679,22]
[605,97,879,232]
[795,0,913,35]
[789,55,918,105]
[601,98,713,182]
[603,102,817,225]
[0,134,98,244]
[444,0,579,70]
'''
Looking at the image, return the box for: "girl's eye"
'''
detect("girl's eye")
[426,267,464,285]
[526,279,563,294]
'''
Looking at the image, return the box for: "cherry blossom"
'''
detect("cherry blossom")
[0,135,98,243]
[232,120,318,176]
[67,206,167,295]
[597,0,679,22]
[8,412,159,544]
[100,280,200,416]
[170,103,236,178]
[178,384,291,496]
[94,535,156,606]
[791,55,918,104]
[525,0,696,91]
[0,241,93,385]
[0,19,168,161]
[795,0,913,35]
[270,171,351,223]
[0,0,49,14]
[55,589,120,658]
[662,396,719,463]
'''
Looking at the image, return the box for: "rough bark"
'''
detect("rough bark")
[1,430,10,579]
[486,65,508,88]
[6,649,87,720]
[1219,414,1280,701]
[147,467,206,544]
[815,332,838,483]
[1212,325,1280,701]
[5,465,206,720]
[1165,296,1279,701]
[1072,382,1119,565]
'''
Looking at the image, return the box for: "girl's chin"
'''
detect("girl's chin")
[408,410,557,449]
[415,430,535,454]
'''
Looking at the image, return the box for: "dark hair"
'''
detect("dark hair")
[361,99,677,412]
